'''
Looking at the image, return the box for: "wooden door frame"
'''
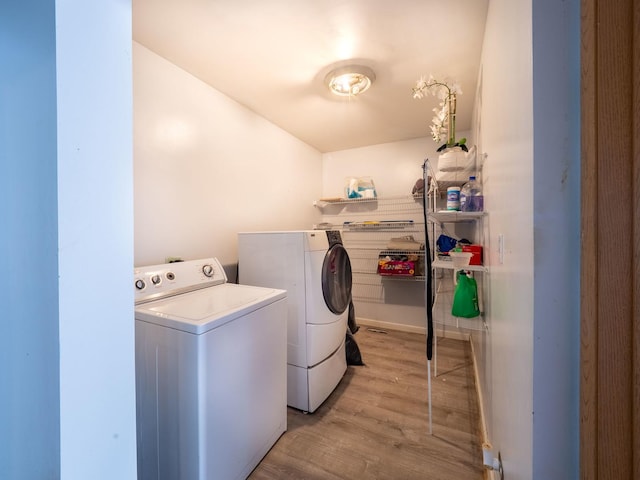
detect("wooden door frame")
[581,0,639,477]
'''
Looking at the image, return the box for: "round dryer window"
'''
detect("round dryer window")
[321,243,353,314]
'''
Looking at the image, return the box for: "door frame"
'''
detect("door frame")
[580,0,639,477]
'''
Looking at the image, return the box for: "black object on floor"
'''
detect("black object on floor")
[345,329,364,366]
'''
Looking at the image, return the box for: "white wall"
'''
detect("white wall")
[474,0,580,479]
[56,1,137,478]
[475,0,535,477]
[1,1,137,479]
[531,0,580,477]
[1,1,60,477]
[322,137,440,199]
[133,43,322,269]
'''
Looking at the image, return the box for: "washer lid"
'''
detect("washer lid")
[135,283,286,334]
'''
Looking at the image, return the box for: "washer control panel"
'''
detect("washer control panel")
[134,257,227,304]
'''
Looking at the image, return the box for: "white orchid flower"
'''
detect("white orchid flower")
[412,74,462,148]
[451,83,463,95]
[436,87,449,101]
[430,124,444,142]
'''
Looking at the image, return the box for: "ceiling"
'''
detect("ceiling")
[133,0,489,153]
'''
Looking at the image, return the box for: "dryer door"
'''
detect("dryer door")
[321,243,352,314]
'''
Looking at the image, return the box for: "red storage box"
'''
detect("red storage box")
[460,244,483,266]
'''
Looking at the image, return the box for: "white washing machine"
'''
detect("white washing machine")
[134,258,287,480]
[237,230,352,413]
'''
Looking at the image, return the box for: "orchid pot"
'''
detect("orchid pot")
[438,147,468,172]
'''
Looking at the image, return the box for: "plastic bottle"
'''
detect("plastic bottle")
[460,176,484,212]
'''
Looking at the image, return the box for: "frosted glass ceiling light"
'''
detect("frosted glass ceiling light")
[325,65,375,97]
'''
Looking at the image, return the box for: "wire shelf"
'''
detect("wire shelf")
[316,194,426,218]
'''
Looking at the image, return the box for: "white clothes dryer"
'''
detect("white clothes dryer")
[237,230,352,413]
[134,258,287,480]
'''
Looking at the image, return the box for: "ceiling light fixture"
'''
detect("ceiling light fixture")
[325,65,376,97]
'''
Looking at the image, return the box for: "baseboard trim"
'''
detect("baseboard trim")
[356,317,471,341]
[469,335,495,480]
[469,335,489,443]
[356,317,426,335]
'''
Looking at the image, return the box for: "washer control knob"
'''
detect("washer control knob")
[135,279,146,290]
[151,274,162,285]
[202,264,214,277]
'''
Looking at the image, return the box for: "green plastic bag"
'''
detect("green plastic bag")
[452,271,480,318]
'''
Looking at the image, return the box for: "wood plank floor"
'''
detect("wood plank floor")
[249,327,485,480]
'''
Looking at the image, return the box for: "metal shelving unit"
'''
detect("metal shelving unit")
[427,184,488,332]
[315,195,427,301]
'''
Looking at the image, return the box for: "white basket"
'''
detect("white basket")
[448,251,473,268]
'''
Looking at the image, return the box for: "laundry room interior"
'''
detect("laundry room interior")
[3,1,582,479]
[131,0,579,476]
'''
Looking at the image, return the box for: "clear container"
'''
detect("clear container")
[460,176,484,212]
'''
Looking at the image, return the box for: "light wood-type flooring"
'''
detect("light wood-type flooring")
[249,327,484,480]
